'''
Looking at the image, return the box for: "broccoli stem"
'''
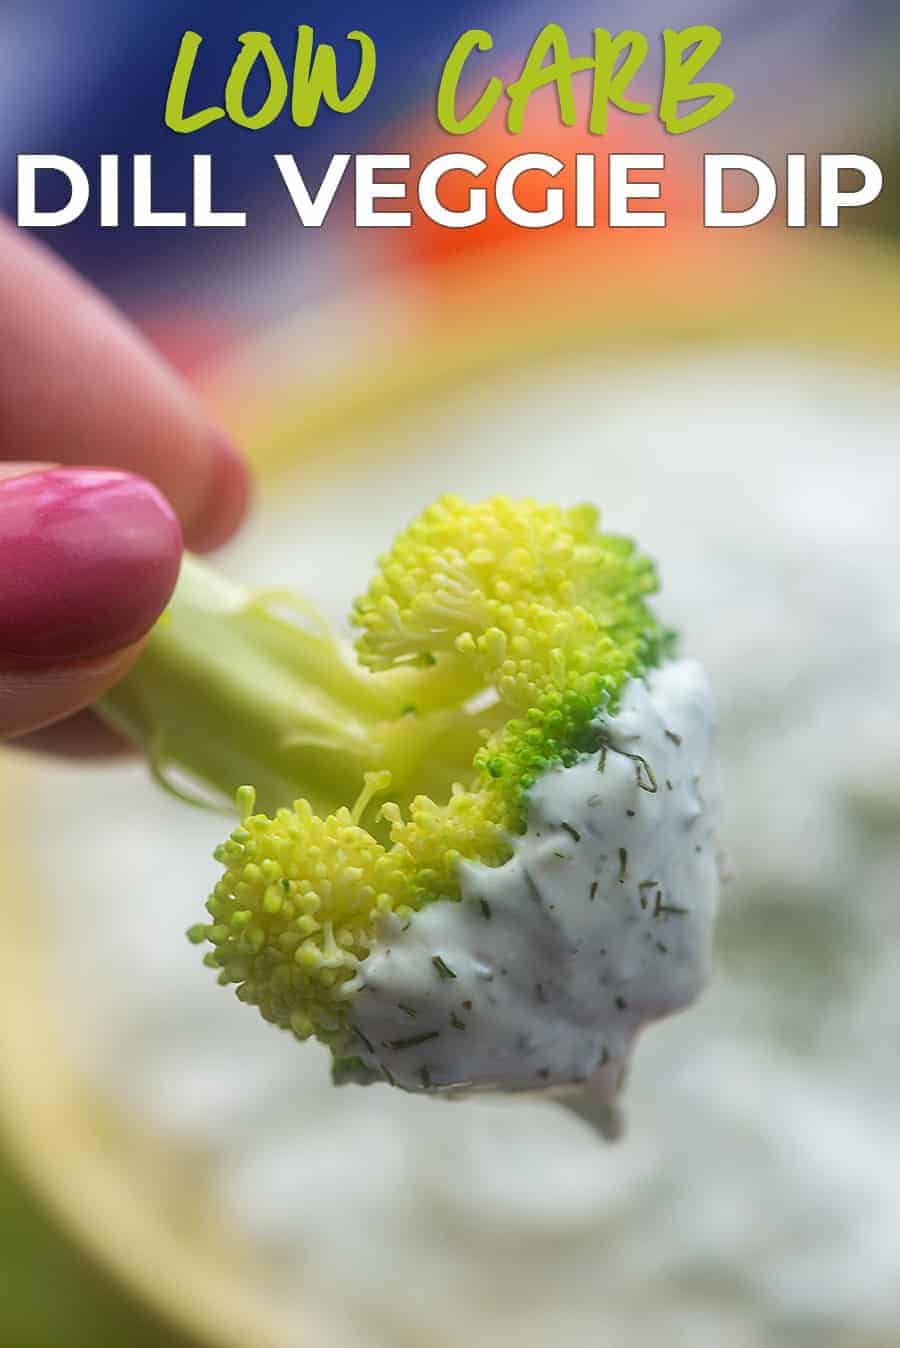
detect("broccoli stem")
[97,555,491,821]
[97,555,406,816]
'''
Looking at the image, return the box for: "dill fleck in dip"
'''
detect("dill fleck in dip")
[350,660,720,1098]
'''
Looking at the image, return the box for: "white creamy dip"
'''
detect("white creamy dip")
[350,659,721,1097]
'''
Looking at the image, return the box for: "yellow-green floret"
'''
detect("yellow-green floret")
[189,495,673,1048]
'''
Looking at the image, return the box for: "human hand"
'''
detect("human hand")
[0,221,250,749]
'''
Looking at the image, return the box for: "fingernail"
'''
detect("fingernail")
[0,467,182,666]
[184,432,252,554]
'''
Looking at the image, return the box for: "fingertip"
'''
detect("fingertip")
[183,431,253,554]
[0,639,147,741]
[0,225,253,555]
[0,466,183,668]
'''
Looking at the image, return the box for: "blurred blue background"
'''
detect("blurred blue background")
[4,0,898,311]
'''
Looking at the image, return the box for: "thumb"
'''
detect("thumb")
[0,465,182,739]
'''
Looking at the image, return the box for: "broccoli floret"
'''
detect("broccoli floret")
[101,495,675,1058]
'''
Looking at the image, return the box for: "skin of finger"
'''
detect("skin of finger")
[12,709,133,759]
[0,639,147,741]
[0,221,249,552]
[0,462,54,482]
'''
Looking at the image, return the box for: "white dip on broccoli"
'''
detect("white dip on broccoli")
[351,659,720,1096]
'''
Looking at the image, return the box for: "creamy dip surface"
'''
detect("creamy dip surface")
[352,660,720,1097]
[19,353,900,1348]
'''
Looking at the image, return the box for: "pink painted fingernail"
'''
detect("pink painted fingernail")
[0,467,182,666]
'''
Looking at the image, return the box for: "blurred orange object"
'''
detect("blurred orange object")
[380,101,758,307]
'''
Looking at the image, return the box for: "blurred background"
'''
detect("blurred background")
[2,2,900,1346]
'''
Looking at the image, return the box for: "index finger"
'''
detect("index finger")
[0,220,250,552]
